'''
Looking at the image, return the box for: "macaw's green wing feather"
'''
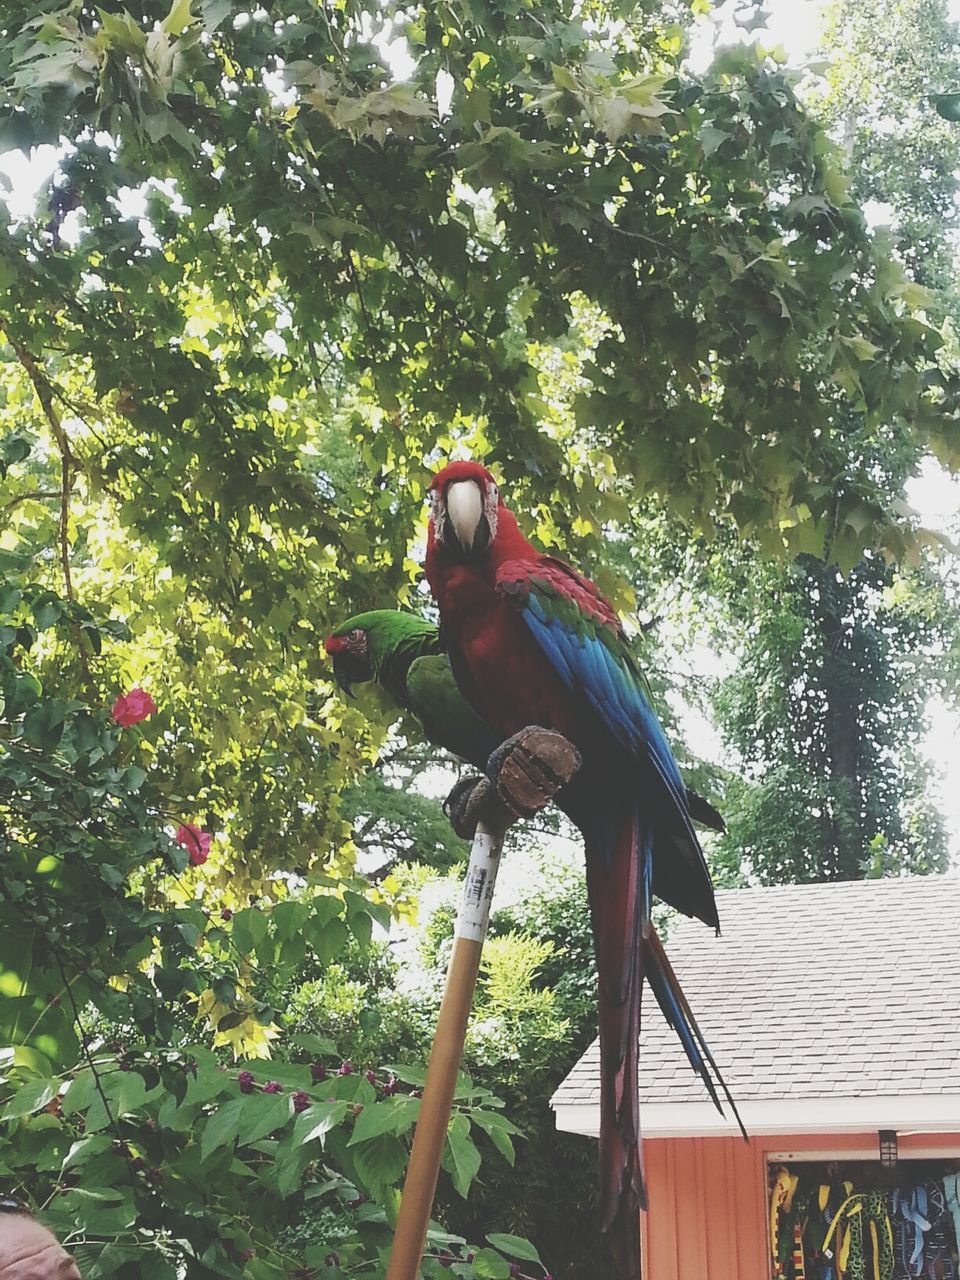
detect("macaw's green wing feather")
[405,655,501,771]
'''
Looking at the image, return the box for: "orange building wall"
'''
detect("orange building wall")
[638,1131,960,1280]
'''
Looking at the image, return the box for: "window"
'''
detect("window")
[768,1156,960,1280]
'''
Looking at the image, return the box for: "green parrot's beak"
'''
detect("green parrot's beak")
[331,653,358,698]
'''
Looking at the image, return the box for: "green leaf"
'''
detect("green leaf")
[181,1062,233,1109]
[275,1144,313,1198]
[271,900,309,941]
[351,1132,407,1195]
[1,435,30,466]
[551,64,578,92]
[239,1093,290,1145]
[470,1248,510,1278]
[382,1063,428,1087]
[344,890,381,946]
[734,6,769,32]
[292,1100,349,1147]
[231,907,270,958]
[471,1111,519,1164]
[348,1096,419,1146]
[201,0,233,31]
[313,917,348,965]
[698,125,729,158]
[383,1064,474,1097]
[290,1033,337,1056]
[51,1188,136,1235]
[841,334,882,361]
[12,1046,53,1077]
[162,0,196,35]
[62,1071,98,1118]
[62,1134,113,1172]
[443,1114,481,1198]
[125,765,147,792]
[23,700,66,749]
[2,1078,55,1118]
[485,1234,541,1264]
[200,1097,245,1162]
[931,92,960,121]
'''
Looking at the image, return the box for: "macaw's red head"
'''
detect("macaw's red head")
[428,460,502,561]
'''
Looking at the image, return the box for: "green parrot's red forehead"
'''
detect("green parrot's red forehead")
[430,460,497,491]
[323,628,364,654]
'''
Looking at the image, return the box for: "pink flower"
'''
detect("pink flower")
[175,823,212,866]
[292,1090,311,1113]
[111,688,157,727]
[262,1081,282,1095]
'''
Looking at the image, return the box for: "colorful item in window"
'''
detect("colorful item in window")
[821,1190,894,1280]
[943,1174,960,1265]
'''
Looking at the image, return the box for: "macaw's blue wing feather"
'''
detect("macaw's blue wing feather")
[511,569,712,899]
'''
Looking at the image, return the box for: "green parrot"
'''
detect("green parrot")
[323,609,501,771]
[324,610,725,831]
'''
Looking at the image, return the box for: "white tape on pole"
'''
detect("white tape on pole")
[453,822,504,942]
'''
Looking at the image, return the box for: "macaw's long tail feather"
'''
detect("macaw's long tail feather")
[589,805,746,1280]
[642,927,747,1141]
[588,805,650,1280]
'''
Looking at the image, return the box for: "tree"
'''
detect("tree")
[2,0,960,1274]
[815,0,960,314]
[685,0,960,888]
[709,550,955,885]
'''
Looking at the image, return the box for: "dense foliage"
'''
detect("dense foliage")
[281,853,600,1279]
[816,0,960,313]
[709,551,956,883]
[1,0,959,1275]
[699,0,960,885]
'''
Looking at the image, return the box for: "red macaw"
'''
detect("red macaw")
[424,460,740,1277]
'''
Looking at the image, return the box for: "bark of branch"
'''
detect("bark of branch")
[53,949,138,1184]
[7,338,96,696]
[2,489,62,512]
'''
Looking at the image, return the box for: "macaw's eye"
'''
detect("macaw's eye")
[488,483,498,501]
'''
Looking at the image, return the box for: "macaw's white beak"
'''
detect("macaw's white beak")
[445,479,484,553]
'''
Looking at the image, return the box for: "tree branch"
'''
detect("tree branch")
[7,337,96,696]
[52,948,139,1184]
[2,489,62,513]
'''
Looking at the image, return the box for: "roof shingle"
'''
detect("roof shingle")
[551,875,960,1111]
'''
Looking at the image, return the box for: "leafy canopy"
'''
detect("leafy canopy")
[2,0,960,1274]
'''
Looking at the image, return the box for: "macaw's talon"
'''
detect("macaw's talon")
[443,728,581,838]
[486,726,582,820]
[443,774,498,840]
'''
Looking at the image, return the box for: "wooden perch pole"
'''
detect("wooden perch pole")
[386,727,581,1280]
[386,819,506,1280]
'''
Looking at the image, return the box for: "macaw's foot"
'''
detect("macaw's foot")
[443,774,498,840]
[443,727,581,839]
